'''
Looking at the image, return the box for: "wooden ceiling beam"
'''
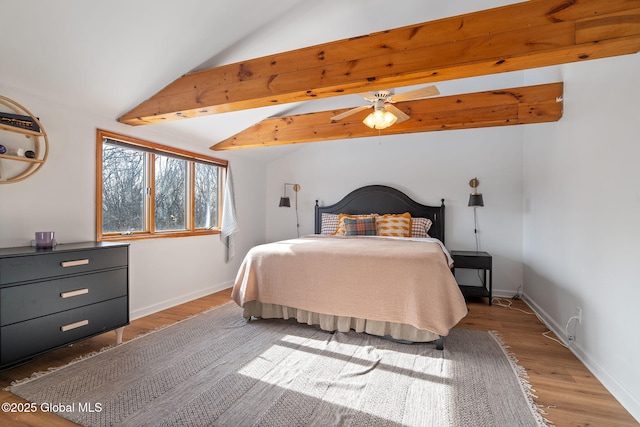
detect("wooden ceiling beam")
[210,83,563,150]
[118,0,640,126]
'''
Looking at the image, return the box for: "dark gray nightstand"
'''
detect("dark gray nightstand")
[450,250,492,305]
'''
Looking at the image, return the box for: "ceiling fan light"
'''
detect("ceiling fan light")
[382,110,397,127]
[363,109,397,130]
[362,113,376,129]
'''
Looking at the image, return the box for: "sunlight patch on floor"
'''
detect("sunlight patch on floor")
[237,334,454,423]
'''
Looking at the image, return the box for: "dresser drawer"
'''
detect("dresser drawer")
[0,246,128,285]
[0,268,128,326]
[1,296,128,366]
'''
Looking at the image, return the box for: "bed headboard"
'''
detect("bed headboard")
[314,185,445,244]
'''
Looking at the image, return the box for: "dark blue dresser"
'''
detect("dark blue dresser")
[0,242,129,369]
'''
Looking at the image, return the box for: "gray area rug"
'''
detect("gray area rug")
[9,302,549,426]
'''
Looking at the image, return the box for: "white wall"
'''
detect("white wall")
[265,116,526,297]
[522,54,640,420]
[0,84,267,319]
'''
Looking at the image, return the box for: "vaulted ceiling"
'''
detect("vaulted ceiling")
[1,0,639,158]
[116,0,640,150]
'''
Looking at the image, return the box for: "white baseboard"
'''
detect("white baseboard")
[130,281,234,321]
[523,295,640,423]
[491,288,520,299]
[521,295,569,343]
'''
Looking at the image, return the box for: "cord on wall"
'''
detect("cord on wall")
[473,207,483,285]
[565,309,581,342]
[512,285,523,300]
[473,207,480,251]
[294,191,300,237]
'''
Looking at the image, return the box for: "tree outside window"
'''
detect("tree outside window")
[96,129,227,241]
[195,162,219,229]
[154,155,186,231]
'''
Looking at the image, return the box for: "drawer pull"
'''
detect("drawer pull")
[60,319,89,332]
[60,288,89,299]
[60,259,89,268]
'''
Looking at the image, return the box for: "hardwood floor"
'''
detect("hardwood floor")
[460,297,638,427]
[0,289,636,426]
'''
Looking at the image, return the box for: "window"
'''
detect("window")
[96,129,227,241]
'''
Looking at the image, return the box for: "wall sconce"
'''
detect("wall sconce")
[279,183,300,207]
[468,177,484,207]
[468,177,484,250]
[279,183,301,237]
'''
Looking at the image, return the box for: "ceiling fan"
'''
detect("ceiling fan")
[330,85,440,130]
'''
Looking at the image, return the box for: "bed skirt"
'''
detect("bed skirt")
[242,301,441,343]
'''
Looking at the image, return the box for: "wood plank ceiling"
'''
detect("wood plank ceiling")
[118,0,640,148]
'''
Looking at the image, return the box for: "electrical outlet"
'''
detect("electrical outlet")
[576,307,582,323]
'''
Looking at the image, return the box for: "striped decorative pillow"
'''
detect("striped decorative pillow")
[411,217,433,238]
[376,212,412,237]
[343,217,377,236]
[320,213,339,235]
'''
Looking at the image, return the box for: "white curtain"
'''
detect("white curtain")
[220,166,239,262]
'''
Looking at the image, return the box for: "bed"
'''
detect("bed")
[231,185,467,349]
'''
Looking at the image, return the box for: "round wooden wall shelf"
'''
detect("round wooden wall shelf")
[0,95,49,184]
